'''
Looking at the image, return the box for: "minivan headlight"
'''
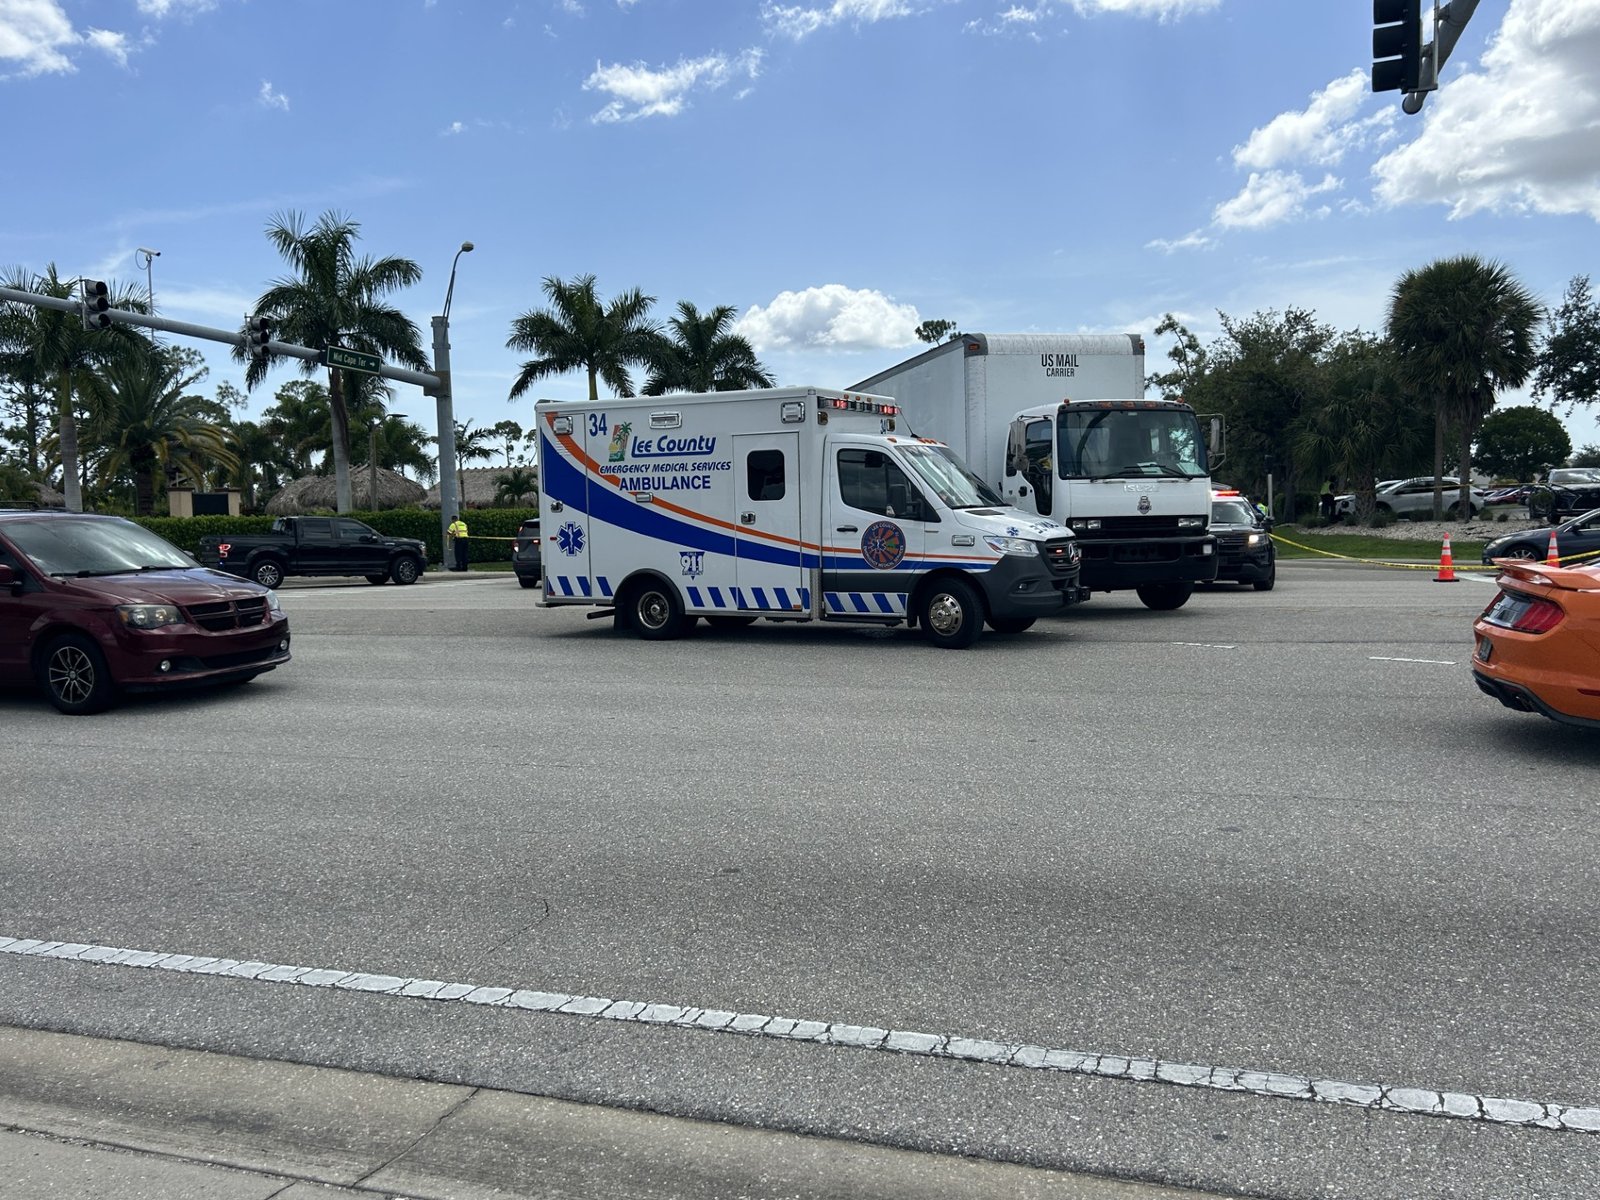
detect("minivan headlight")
[983,535,1039,557]
[116,603,184,629]
[265,590,282,613]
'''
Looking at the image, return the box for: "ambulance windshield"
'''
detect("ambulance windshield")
[897,443,1004,510]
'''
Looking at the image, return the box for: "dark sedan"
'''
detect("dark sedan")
[1480,508,1600,567]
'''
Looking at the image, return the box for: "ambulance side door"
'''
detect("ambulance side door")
[821,441,927,618]
[731,433,805,612]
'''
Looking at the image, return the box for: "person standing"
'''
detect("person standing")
[447,513,469,572]
[1320,478,1337,523]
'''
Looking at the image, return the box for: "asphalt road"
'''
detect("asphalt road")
[2,564,1597,1199]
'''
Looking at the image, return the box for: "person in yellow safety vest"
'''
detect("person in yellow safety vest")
[447,514,469,572]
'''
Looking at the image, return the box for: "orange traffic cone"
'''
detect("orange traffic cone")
[1547,529,1560,567]
[1434,533,1457,582]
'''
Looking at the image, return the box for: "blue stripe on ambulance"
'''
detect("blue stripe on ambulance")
[686,586,812,612]
[824,592,907,616]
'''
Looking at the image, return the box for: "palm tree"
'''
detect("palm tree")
[91,344,238,515]
[261,379,334,478]
[243,211,427,513]
[506,275,660,403]
[446,419,498,506]
[0,264,146,511]
[643,301,774,395]
[1387,256,1543,520]
[493,466,539,507]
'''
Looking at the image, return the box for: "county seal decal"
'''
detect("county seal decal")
[861,520,907,570]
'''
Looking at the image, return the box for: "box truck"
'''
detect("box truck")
[534,387,1085,648]
[854,334,1220,610]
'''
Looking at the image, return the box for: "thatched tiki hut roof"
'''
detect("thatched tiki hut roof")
[265,468,426,515]
[423,465,539,510]
[33,480,66,508]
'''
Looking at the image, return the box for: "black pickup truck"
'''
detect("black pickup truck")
[197,516,429,589]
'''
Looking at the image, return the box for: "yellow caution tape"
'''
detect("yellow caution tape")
[1275,534,1600,571]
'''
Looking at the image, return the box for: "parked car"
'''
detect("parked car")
[1480,508,1600,566]
[1473,558,1600,728]
[1333,480,1400,519]
[197,516,428,588]
[511,518,542,589]
[1525,468,1600,522]
[0,510,291,714]
[1208,494,1276,590]
[1336,477,1488,520]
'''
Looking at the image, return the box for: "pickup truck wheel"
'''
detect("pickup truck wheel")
[919,577,984,648]
[365,574,388,585]
[1135,581,1194,611]
[250,558,285,589]
[38,633,115,715]
[628,580,687,640]
[985,615,1035,635]
[390,556,422,585]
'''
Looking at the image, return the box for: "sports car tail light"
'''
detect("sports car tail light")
[1481,589,1565,633]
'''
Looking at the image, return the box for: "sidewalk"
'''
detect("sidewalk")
[0,1025,1216,1200]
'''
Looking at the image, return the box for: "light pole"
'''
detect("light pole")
[135,248,160,338]
[431,241,473,568]
[369,413,404,512]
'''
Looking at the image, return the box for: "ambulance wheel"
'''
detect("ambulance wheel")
[985,615,1035,635]
[918,577,984,649]
[628,579,687,640]
[706,615,757,630]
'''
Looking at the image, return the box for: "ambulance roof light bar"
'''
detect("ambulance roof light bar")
[818,394,899,416]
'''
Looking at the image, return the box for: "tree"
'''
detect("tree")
[507,275,660,403]
[493,466,539,507]
[489,419,523,466]
[261,379,334,478]
[244,210,427,514]
[0,264,146,511]
[444,420,498,507]
[1473,406,1571,482]
[1146,313,1208,401]
[915,319,961,344]
[91,343,237,516]
[1572,444,1600,468]
[1387,256,1542,520]
[1533,275,1600,416]
[642,301,774,395]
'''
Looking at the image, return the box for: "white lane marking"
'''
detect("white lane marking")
[1172,642,1237,650]
[3,936,1596,1136]
[1370,656,1458,665]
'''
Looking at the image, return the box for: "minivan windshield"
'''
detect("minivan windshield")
[4,517,194,577]
[896,443,1004,509]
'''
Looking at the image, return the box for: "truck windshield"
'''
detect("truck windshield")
[896,443,1004,509]
[1057,407,1208,481]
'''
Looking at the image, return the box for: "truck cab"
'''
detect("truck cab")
[1002,399,1218,609]
[536,387,1084,648]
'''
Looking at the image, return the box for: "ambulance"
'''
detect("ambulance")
[533,387,1085,648]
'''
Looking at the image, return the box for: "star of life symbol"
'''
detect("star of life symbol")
[556,521,585,556]
[679,550,704,578]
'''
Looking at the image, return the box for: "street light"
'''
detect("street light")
[431,241,473,567]
[135,247,159,312]
[369,413,405,512]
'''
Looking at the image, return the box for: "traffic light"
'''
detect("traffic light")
[1373,0,1423,93]
[79,279,110,331]
[245,316,272,359]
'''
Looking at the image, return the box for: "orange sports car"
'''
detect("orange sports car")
[1473,560,1600,728]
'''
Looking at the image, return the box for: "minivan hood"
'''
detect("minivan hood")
[952,508,1071,539]
[52,567,268,605]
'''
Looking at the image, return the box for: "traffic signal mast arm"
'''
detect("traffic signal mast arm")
[0,284,441,391]
[1373,0,1480,113]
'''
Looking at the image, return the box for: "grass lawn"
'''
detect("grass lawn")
[1272,526,1487,563]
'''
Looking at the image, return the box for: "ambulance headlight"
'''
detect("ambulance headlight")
[983,535,1039,557]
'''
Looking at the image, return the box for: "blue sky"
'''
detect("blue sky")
[4,0,1599,463]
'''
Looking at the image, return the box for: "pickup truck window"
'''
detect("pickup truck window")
[298,518,333,539]
[336,519,378,542]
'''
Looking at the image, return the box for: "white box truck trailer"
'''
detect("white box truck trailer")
[854,334,1220,610]
[534,386,1086,647]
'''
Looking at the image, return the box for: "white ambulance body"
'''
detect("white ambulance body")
[534,387,1085,648]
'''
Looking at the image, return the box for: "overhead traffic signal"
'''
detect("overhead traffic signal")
[245,316,272,359]
[79,279,110,331]
[1372,0,1423,94]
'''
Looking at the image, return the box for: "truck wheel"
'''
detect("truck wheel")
[390,556,422,585]
[1135,581,1194,611]
[628,580,687,640]
[365,574,389,585]
[919,577,984,648]
[985,615,1036,634]
[38,633,115,715]
[250,558,285,589]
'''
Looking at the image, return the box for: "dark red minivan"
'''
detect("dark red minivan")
[0,510,291,715]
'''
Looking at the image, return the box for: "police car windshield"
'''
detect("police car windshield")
[1211,500,1258,525]
[896,444,1003,509]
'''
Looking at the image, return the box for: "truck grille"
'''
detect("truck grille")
[186,597,270,631]
[1077,516,1198,539]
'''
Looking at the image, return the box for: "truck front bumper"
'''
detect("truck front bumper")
[1076,536,1218,591]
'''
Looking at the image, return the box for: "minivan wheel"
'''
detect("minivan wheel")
[39,633,115,715]
[629,580,687,640]
[250,558,285,589]
[919,577,984,648]
[390,555,422,585]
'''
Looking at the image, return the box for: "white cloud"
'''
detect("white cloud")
[584,49,761,122]
[444,120,465,135]
[736,284,921,351]
[0,0,79,76]
[258,80,289,111]
[1068,0,1218,19]
[1372,0,1600,221]
[1233,69,1389,170]
[83,27,129,66]
[135,0,215,15]
[1213,170,1340,229]
[763,0,915,41]
[1145,229,1215,253]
